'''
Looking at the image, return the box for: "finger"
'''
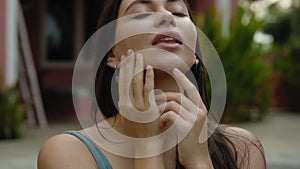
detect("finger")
[159,111,179,128]
[144,65,155,107]
[132,53,144,110]
[118,50,135,107]
[125,50,135,103]
[158,101,196,123]
[172,68,204,109]
[118,55,127,99]
[155,92,199,113]
[159,111,190,137]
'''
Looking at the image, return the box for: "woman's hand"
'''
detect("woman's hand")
[118,49,213,168]
[118,49,161,138]
[156,68,214,169]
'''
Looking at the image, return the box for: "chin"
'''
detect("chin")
[140,48,194,74]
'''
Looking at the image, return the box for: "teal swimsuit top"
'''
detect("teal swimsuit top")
[64,131,113,169]
[65,125,226,169]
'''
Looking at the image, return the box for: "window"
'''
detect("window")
[46,0,75,62]
[43,0,103,67]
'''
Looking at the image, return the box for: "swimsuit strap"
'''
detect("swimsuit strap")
[64,131,112,169]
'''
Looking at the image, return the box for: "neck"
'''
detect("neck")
[153,70,180,93]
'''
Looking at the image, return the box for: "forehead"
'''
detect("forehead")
[118,0,187,14]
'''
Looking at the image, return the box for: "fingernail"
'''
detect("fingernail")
[154,89,163,95]
[155,95,163,101]
[173,68,179,74]
[121,55,125,61]
[136,53,142,59]
[128,49,133,56]
[147,65,152,70]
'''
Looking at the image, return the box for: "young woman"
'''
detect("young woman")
[38,0,266,168]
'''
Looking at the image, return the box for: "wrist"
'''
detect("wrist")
[184,144,214,169]
[186,162,214,169]
[185,157,214,169]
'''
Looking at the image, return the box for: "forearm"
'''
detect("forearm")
[181,141,214,169]
[185,159,214,169]
[186,160,214,169]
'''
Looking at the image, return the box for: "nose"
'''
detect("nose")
[154,11,176,28]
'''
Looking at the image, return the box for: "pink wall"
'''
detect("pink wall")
[0,0,6,82]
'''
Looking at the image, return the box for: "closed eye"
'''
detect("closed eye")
[133,13,152,19]
[172,12,187,17]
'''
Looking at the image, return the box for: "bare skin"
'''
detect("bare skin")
[38,51,266,169]
[38,0,266,168]
[37,126,265,169]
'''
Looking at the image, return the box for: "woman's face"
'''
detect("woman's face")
[112,0,197,72]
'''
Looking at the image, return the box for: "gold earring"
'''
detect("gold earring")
[114,65,119,82]
[193,59,199,69]
[195,59,199,65]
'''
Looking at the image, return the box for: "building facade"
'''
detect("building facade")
[0,0,237,122]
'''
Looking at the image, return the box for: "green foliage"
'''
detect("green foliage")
[194,7,273,122]
[0,77,26,139]
[263,5,300,111]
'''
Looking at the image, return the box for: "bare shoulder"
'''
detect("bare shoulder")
[37,132,97,169]
[225,126,262,146]
[224,126,266,169]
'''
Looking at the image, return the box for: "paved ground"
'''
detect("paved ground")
[236,111,300,169]
[0,111,299,169]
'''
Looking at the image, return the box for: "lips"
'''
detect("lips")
[152,31,183,46]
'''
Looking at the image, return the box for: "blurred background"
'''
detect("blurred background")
[0,0,299,168]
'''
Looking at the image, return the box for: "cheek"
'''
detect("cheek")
[114,17,150,45]
[113,21,152,56]
[113,35,150,57]
[177,20,197,65]
[181,21,197,52]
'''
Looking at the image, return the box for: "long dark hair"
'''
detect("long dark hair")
[94,0,262,169]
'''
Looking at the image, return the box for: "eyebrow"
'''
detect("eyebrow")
[125,0,184,13]
[125,0,151,12]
